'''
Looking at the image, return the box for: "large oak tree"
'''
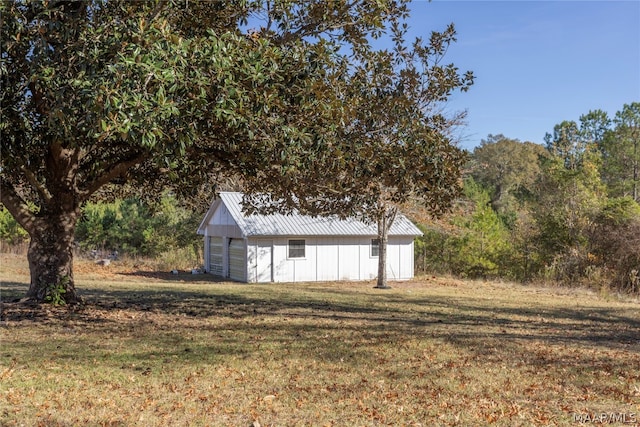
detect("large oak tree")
[1,0,412,302]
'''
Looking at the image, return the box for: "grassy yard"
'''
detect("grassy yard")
[1,254,639,426]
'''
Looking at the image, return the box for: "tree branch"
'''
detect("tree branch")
[79,152,150,201]
[0,178,36,234]
[148,0,168,23]
[277,18,358,45]
[19,164,53,204]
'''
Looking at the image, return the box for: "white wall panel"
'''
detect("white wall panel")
[316,238,339,281]
[254,240,273,283]
[338,239,360,280]
[386,237,400,280]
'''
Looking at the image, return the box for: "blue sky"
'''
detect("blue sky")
[400,1,640,151]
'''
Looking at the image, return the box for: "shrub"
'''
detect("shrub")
[0,206,28,247]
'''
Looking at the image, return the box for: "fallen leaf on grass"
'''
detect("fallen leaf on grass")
[263,394,276,403]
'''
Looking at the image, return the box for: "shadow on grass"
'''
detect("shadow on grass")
[0,281,28,301]
[2,278,639,375]
[116,270,230,282]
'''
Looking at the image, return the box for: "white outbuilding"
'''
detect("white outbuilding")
[196,192,422,283]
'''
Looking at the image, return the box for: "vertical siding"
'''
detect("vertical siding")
[201,194,420,282]
[228,238,247,282]
[271,237,317,282]
[291,240,305,282]
[206,202,244,239]
[272,237,291,282]
[316,237,339,281]
[360,237,377,280]
[221,237,229,277]
[252,239,273,283]
[203,234,210,272]
[338,239,361,281]
[401,239,415,279]
[241,235,415,283]
[298,238,316,282]
[386,237,400,280]
[208,237,223,276]
[358,237,416,281]
[246,239,257,283]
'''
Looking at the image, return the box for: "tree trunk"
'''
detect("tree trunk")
[375,205,397,289]
[25,212,81,304]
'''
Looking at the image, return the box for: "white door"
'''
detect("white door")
[256,240,273,282]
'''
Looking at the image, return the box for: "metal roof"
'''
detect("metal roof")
[200,192,422,237]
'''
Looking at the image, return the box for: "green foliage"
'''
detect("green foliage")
[504,211,544,281]
[0,206,28,245]
[155,246,201,271]
[544,120,584,170]
[75,194,202,258]
[533,150,605,260]
[414,224,454,276]
[599,103,640,201]
[241,19,473,223]
[44,276,69,306]
[449,179,512,278]
[469,134,548,216]
[580,109,611,145]
[415,179,512,279]
[596,196,640,226]
[416,105,640,294]
[529,108,638,292]
[590,198,640,293]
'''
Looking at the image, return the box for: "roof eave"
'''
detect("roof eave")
[196,197,223,235]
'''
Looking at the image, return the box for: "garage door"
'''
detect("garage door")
[209,237,223,276]
[228,238,246,282]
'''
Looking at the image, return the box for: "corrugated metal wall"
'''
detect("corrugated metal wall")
[209,237,223,276]
[228,238,246,282]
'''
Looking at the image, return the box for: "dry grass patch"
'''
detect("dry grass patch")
[1,255,639,426]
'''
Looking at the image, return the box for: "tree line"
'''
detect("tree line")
[0,194,202,260]
[415,103,640,294]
